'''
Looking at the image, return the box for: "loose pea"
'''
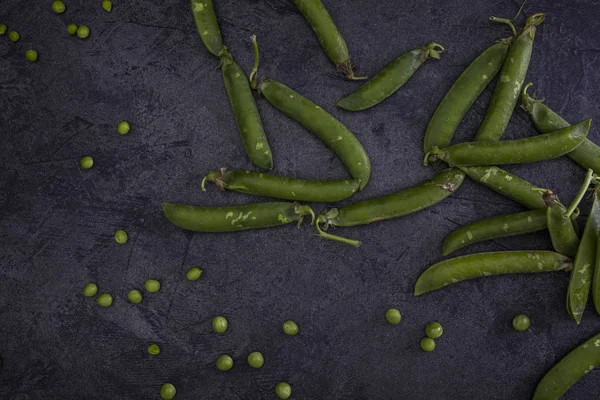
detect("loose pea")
[425,322,443,339]
[77,25,90,39]
[127,290,142,304]
[114,229,128,244]
[25,50,38,62]
[117,121,130,135]
[216,355,233,371]
[385,308,401,325]
[512,314,531,331]
[9,31,19,43]
[148,344,160,355]
[83,282,98,297]
[282,320,299,336]
[186,267,203,281]
[102,0,112,12]
[80,156,93,169]
[421,337,436,352]
[97,293,113,307]
[212,316,228,333]
[0,24,7,35]
[160,383,176,400]
[52,1,66,14]
[275,382,292,399]
[67,24,78,35]
[145,279,161,293]
[247,352,264,369]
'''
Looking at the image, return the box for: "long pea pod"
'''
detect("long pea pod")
[190,0,225,57]
[337,42,444,111]
[533,331,600,400]
[414,251,572,296]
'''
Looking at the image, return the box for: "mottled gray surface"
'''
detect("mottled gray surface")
[1,0,600,399]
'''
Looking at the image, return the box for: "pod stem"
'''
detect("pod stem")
[312,221,361,247]
[249,35,260,89]
[296,205,316,227]
[566,169,595,217]
[426,42,445,60]
[201,168,227,191]
[490,16,517,37]
[423,147,442,166]
[337,60,367,81]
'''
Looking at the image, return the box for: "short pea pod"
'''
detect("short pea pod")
[201,169,359,203]
[161,201,314,232]
[522,83,600,174]
[337,42,444,111]
[414,251,571,296]
[191,0,225,57]
[533,331,600,400]
[427,118,591,167]
[474,13,545,141]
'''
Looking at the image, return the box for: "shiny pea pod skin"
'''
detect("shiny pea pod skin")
[337,43,443,111]
[442,209,547,256]
[321,168,464,227]
[221,56,273,170]
[533,331,600,400]
[430,119,591,167]
[259,80,370,188]
[547,202,579,258]
[424,39,511,152]
[414,251,572,296]
[161,202,311,232]
[203,169,359,202]
[190,0,224,57]
[474,14,545,141]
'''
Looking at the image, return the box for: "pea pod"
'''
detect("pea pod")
[201,169,359,203]
[427,119,591,167]
[474,13,545,141]
[533,331,600,400]
[414,251,572,296]
[423,39,511,152]
[337,43,444,111]
[190,0,225,57]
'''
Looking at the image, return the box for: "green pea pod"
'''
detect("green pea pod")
[201,169,359,203]
[442,209,547,256]
[190,0,225,57]
[595,235,600,314]
[522,83,600,174]
[474,13,545,141]
[221,54,273,170]
[337,42,444,111]
[424,39,511,152]
[161,201,314,232]
[414,251,572,296]
[428,119,591,167]
[533,331,600,400]
[547,203,580,258]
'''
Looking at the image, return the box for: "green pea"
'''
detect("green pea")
[96,293,113,308]
[114,229,128,244]
[117,121,130,135]
[247,352,264,369]
[127,290,142,304]
[512,314,531,331]
[67,23,78,35]
[25,50,38,62]
[77,25,90,39]
[102,0,112,12]
[83,282,98,297]
[212,316,228,333]
[425,322,443,339]
[145,279,161,293]
[148,344,160,355]
[420,337,436,352]
[186,267,203,281]
[80,156,94,169]
[275,382,292,399]
[282,320,299,336]
[216,355,233,371]
[0,24,7,35]
[8,31,19,43]
[160,383,176,400]
[385,308,401,325]
[52,1,66,14]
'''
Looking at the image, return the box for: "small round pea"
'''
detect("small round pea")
[102,0,112,12]
[83,282,98,297]
[212,316,228,333]
[282,320,299,336]
[52,1,66,14]
[186,267,203,281]
[420,337,436,352]
[425,322,443,339]
[67,23,78,35]
[160,383,176,400]
[148,344,160,355]
[80,156,94,169]
[247,352,264,369]
[0,24,7,35]
[97,293,113,308]
[385,308,401,325]
[117,121,130,135]
[77,25,90,39]
[275,382,292,399]
[216,355,233,371]
[512,314,531,332]
[8,31,19,43]
[25,50,38,62]
[127,290,142,304]
[145,279,161,293]
[114,229,128,244]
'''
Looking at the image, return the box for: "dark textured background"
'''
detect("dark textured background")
[1,0,599,399]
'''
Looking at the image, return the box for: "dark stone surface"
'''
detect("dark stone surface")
[1,0,600,399]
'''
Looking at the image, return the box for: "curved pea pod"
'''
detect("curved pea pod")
[533,331,600,400]
[161,201,314,232]
[319,168,464,228]
[259,80,370,189]
[442,209,547,256]
[522,83,600,174]
[474,13,545,141]
[202,169,359,203]
[547,203,580,258]
[190,0,225,57]
[337,43,444,112]
[221,55,273,170]
[428,118,591,167]
[414,251,572,296]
